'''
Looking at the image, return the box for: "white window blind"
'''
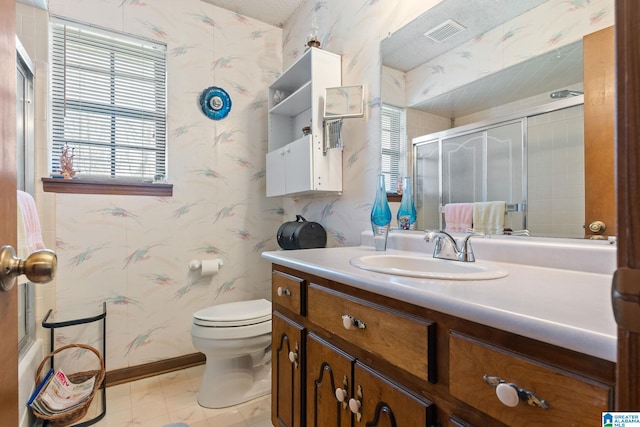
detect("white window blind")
[50,19,167,181]
[381,104,406,193]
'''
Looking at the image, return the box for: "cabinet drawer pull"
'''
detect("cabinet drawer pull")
[335,375,349,409]
[342,314,366,330]
[349,385,363,422]
[288,342,299,368]
[483,375,549,409]
[277,286,291,297]
[348,398,361,414]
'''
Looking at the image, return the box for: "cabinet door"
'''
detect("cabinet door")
[272,311,305,427]
[285,135,313,195]
[266,149,286,197]
[350,362,435,427]
[306,334,354,427]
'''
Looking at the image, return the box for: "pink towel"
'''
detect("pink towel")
[17,190,46,255]
[444,203,473,233]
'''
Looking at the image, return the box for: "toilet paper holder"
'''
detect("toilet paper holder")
[189,259,224,273]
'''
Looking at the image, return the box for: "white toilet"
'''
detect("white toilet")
[191,298,272,408]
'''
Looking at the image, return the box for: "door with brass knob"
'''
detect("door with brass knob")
[584,26,616,239]
[0,246,57,291]
[1,1,19,423]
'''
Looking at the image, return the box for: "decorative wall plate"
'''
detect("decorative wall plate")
[199,86,232,120]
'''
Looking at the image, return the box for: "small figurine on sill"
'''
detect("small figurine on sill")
[59,143,76,179]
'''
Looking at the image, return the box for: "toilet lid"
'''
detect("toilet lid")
[193,298,271,327]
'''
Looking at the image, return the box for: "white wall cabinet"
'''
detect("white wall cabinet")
[267,48,342,197]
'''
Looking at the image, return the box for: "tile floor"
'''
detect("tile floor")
[81,364,272,427]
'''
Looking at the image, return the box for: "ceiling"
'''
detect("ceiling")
[381,0,550,73]
[380,0,584,118]
[17,0,48,10]
[413,40,583,118]
[200,0,304,28]
[17,0,303,25]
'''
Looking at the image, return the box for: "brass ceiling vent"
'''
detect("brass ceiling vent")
[423,19,466,43]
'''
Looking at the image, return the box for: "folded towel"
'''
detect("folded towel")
[444,203,473,233]
[472,201,506,235]
[17,190,46,256]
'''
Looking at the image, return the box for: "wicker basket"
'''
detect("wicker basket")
[32,343,105,426]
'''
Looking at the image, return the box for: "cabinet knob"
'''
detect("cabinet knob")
[348,398,361,415]
[277,286,291,297]
[288,350,298,364]
[496,383,520,407]
[483,375,549,409]
[335,387,347,403]
[342,314,366,330]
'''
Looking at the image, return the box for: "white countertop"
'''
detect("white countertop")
[262,232,618,362]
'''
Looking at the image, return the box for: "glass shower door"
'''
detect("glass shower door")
[440,121,524,231]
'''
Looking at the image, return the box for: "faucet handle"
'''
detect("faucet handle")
[423,229,437,242]
[460,231,485,262]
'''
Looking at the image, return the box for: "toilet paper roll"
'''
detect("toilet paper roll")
[200,259,220,275]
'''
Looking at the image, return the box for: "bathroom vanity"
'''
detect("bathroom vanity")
[263,234,617,427]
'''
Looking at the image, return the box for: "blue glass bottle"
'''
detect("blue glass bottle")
[370,174,392,250]
[397,176,417,230]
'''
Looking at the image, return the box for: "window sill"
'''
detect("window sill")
[41,178,173,197]
[387,193,402,203]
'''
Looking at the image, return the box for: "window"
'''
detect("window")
[50,18,167,183]
[381,104,406,193]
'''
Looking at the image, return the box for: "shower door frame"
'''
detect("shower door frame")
[412,95,584,232]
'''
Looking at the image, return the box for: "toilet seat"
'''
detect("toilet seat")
[193,299,271,327]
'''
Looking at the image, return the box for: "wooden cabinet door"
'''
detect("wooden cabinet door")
[306,334,354,427]
[351,362,435,427]
[272,311,305,427]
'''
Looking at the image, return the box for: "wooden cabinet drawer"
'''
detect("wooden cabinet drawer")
[449,332,612,426]
[307,283,436,382]
[272,270,306,315]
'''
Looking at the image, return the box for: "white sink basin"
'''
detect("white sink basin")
[349,254,508,280]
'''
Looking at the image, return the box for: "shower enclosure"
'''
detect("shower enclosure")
[413,100,585,237]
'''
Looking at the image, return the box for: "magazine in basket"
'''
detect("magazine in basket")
[28,368,96,416]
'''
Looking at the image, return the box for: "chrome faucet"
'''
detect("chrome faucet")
[424,230,484,262]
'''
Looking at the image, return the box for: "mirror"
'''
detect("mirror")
[324,85,364,119]
[380,0,614,238]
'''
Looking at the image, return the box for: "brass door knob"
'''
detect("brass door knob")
[589,221,607,233]
[0,245,57,291]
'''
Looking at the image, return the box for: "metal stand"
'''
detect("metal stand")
[41,302,107,426]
